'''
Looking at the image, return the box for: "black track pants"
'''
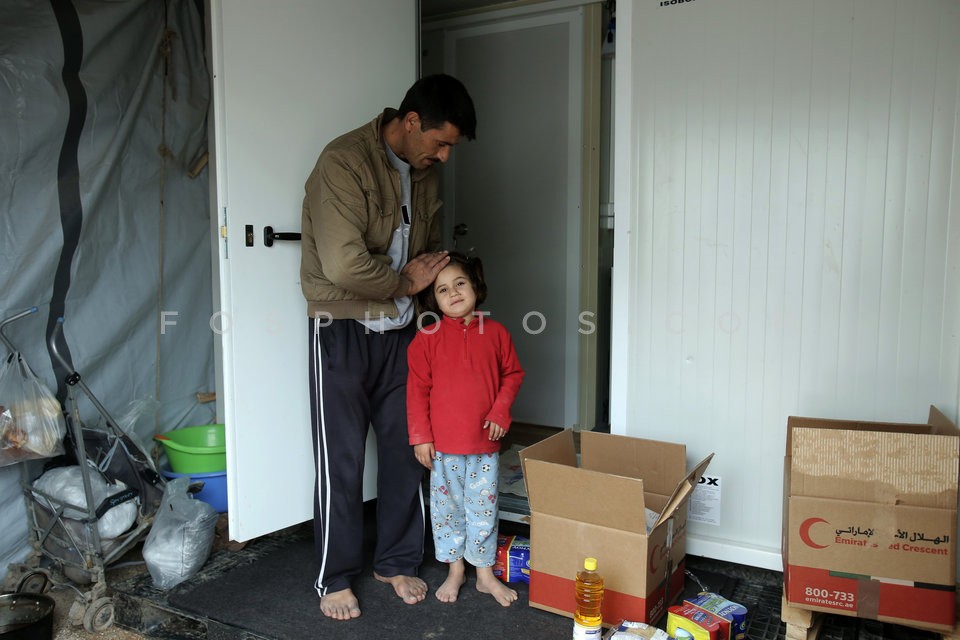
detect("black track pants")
[308,317,425,596]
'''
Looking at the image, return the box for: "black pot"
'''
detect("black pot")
[0,593,55,640]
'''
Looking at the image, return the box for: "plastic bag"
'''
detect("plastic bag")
[32,464,139,539]
[0,352,67,467]
[142,476,219,589]
[114,396,160,454]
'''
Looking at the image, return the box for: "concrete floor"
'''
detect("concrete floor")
[38,518,238,639]
[13,507,240,640]
[50,582,143,640]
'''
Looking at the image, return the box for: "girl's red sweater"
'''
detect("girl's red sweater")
[406,314,524,454]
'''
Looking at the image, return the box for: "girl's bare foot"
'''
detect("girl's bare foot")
[319,588,361,620]
[436,559,467,603]
[475,566,518,607]
[373,572,428,604]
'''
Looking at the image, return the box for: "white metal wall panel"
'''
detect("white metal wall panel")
[611,0,960,569]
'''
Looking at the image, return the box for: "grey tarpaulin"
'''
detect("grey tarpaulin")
[0,0,214,579]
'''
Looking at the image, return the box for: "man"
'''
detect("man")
[300,74,477,620]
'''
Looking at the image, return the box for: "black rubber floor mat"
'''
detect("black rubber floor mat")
[112,530,949,640]
[165,536,570,640]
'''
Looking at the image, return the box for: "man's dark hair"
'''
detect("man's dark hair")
[398,74,477,140]
[421,251,487,315]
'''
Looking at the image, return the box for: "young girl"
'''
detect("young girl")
[406,252,524,607]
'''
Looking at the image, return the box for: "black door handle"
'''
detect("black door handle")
[264,226,301,247]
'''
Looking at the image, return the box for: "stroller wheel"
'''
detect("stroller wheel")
[16,569,51,594]
[83,596,115,633]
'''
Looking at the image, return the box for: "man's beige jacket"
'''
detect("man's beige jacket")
[300,109,443,321]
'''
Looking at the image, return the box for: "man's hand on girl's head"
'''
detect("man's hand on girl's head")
[402,251,450,295]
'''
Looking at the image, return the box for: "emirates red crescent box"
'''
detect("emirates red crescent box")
[782,406,959,632]
[519,429,712,626]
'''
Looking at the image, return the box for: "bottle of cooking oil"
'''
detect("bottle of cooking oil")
[573,557,604,639]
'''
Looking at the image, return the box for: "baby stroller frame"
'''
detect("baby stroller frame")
[1,307,165,632]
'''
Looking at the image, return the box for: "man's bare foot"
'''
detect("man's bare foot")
[319,588,361,620]
[436,560,467,603]
[476,568,518,607]
[373,572,428,604]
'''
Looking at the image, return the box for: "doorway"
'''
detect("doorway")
[421,1,611,433]
[207,0,614,545]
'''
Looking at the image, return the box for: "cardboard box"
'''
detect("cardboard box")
[666,603,723,640]
[782,406,960,632]
[683,592,747,640]
[519,429,712,626]
[494,534,531,583]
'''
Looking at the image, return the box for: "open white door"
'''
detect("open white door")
[208,0,417,541]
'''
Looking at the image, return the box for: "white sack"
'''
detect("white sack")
[32,465,137,539]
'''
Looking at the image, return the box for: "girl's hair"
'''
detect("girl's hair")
[421,251,487,315]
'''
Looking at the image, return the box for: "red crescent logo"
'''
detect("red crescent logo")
[799,517,830,549]
[649,544,660,573]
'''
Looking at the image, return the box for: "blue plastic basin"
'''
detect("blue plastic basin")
[161,467,228,513]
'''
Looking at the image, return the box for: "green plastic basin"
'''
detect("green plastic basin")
[154,423,226,474]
